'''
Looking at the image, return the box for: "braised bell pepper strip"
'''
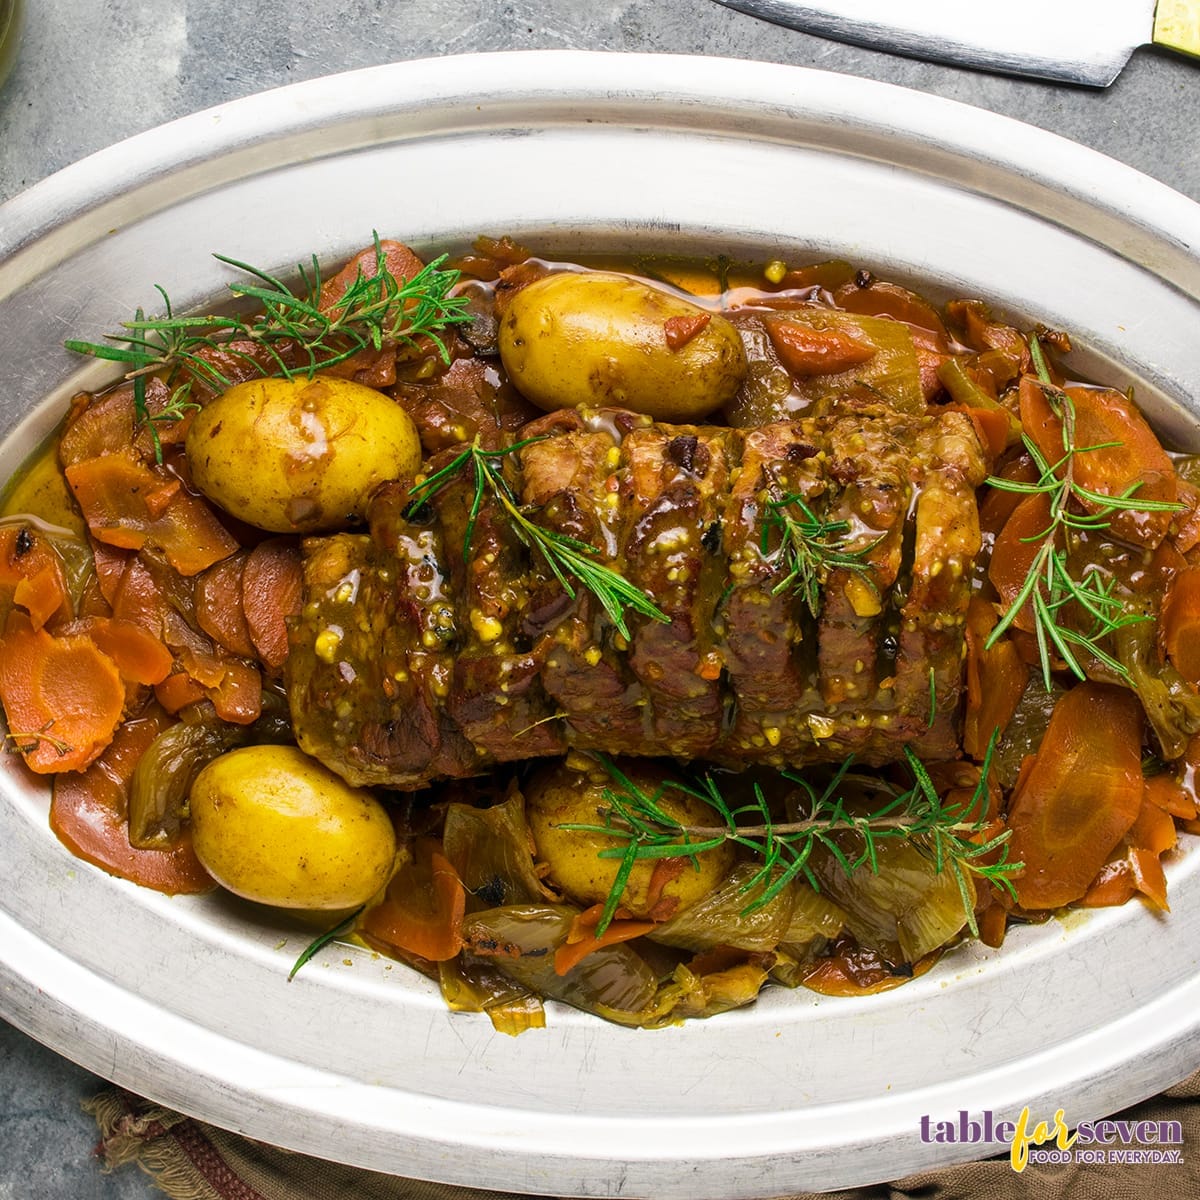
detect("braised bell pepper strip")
[49,706,214,894]
[65,451,238,576]
[1018,377,1179,548]
[963,595,1030,760]
[0,612,125,773]
[360,838,465,963]
[1159,565,1200,686]
[0,524,73,630]
[1004,682,1144,910]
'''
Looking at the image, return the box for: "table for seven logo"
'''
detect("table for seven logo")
[919,1107,1184,1171]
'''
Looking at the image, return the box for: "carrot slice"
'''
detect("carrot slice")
[66,451,238,576]
[553,905,657,976]
[360,838,464,963]
[1159,565,1200,686]
[1019,377,1177,547]
[988,492,1052,632]
[154,671,207,714]
[204,656,262,726]
[1127,792,1177,855]
[963,595,1029,758]
[766,320,876,376]
[194,551,255,658]
[979,453,1039,537]
[1143,765,1199,821]
[1005,682,1144,910]
[242,539,303,670]
[50,706,213,894]
[963,406,1012,463]
[1081,860,1136,908]
[0,612,124,773]
[85,617,174,686]
[1127,847,1170,911]
[0,524,73,630]
[1172,480,1200,554]
[833,279,949,339]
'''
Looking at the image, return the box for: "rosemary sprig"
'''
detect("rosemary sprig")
[983,338,1181,689]
[288,906,365,982]
[570,737,1019,937]
[405,438,668,641]
[759,482,879,617]
[65,235,472,463]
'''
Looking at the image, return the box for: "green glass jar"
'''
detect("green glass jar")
[0,0,23,89]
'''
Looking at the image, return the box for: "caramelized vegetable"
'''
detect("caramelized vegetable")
[1005,683,1144,910]
[0,522,73,630]
[461,904,658,1017]
[1018,378,1177,548]
[50,707,214,893]
[0,613,124,773]
[65,450,238,575]
[964,595,1030,759]
[361,837,466,962]
[128,707,249,848]
[1159,565,1200,686]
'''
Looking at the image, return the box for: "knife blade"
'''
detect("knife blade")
[713,0,1200,86]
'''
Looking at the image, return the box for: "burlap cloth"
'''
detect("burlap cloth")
[85,1072,1200,1200]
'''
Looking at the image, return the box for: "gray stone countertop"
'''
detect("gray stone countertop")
[1,2,1198,1196]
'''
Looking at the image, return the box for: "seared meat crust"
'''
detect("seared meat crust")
[287,406,987,788]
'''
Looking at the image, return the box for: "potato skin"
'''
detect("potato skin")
[498,271,747,421]
[189,744,397,910]
[525,759,734,919]
[185,376,421,533]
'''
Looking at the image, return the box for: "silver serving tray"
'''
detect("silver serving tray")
[1,51,1199,1198]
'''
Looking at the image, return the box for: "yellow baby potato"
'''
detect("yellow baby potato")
[189,744,397,910]
[185,376,421,533]
[525,759,734,920]
[498,271,747,421]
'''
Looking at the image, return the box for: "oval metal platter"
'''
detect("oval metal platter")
[1,51,1199,1199]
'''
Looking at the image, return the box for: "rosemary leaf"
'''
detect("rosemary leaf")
[288,906,364,981]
